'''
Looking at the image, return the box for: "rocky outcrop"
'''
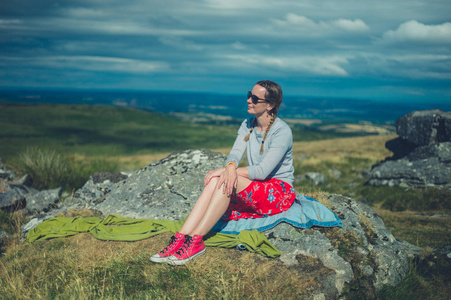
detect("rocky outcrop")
[0,174,62,215]
[267,194,419,296]
[397,110,451,146]
[20,149,421,299]
[60,149,225,220]
[369,110,451,189]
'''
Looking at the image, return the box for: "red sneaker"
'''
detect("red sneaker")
[150,232,186,263]
[169,235,206,265]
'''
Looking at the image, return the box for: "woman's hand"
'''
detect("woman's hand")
[218,164,238,197]
[203,167,226,186]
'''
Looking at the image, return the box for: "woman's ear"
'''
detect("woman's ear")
[266,103,276,113]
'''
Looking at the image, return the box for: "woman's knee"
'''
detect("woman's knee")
[207,176,219,187]
[202,177,220,194]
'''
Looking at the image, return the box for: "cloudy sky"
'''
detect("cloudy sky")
[0,0,450,103]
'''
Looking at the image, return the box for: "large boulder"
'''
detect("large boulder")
[267,194,420,297]
[22,149,421,299]
[61,149,225,220]
[369,110,451,189]
[396,109,451,147]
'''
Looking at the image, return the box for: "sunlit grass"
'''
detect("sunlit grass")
[373,206,451,249]
[0,231,317,299]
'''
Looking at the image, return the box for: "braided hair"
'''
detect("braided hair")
[244,80,283,154]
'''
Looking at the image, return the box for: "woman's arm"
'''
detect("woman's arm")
[247,124,292,181]
[225,119,251,167]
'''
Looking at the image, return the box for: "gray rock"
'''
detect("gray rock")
[91,171,129,184]
[0,184,34,211]
[11,174,33,186]
[306,172,327,185]
[0,158,15,180]
[21,149,421,299]
[89,149,225,220]
[369,142,451,189]
[0,168,14,180]
[267,194,421,295]
[294,174,305,185]
[0,162,63,214]
[396,110,451,146]
[369,110,451,189]
[24,187,62,214]
[328,168,342,179]
[23,149,226,227]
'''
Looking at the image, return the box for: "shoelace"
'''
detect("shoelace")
[160,235,179,255]
[175,236,193,256]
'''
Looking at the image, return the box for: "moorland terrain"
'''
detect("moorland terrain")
[0,102,449,299]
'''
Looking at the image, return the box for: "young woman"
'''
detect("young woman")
[151,80,296,265]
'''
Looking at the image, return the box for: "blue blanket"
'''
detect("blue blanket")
[212,194,342,235]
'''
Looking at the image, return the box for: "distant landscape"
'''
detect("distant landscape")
[4,88,450,155]
[2,88,449,125]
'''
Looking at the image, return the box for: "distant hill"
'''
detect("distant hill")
[1,89,449,124]
[0,103,239,159]
[1,102,349,159]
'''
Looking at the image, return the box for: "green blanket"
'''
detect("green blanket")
[26,214,281,258]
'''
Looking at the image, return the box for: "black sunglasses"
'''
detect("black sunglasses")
[247,91,266,104]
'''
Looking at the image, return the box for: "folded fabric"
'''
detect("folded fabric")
[212,194,342,235]
[26,214,281,258]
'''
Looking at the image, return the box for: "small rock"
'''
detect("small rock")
[11,174,32,187]
[328,168,342,179]
[306,172,327,185]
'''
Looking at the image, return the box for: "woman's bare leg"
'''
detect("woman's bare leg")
[179,177,220,235]
[189,176,253,236]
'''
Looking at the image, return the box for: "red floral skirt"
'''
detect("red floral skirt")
[222,178,296,221]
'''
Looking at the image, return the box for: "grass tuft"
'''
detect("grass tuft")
[376,257,451,300]
[7,147,119,192]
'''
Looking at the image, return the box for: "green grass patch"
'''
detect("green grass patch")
[294,156,374,199]
[0,103,239,159]
[363,186,451,212]
[0,102,353,160]
[7,147,119,191]
[377,257,451,300]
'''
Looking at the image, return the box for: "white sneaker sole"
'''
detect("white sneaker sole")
[150,255,172,263]
[168,248,206,265]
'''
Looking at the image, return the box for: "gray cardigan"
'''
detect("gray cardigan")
[225,117,295,186]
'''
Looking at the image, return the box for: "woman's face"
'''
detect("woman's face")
[247,84,274,117]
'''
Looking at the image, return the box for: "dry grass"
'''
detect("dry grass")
[292,134,396,165]
[114,135,396,171]
[317,123,394,135]
[0,179,7,193]
[284,118,322,126]
[372,204,451,249]
[117,153,172,171]
[55,208,105,218]
[0,231,319,299]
